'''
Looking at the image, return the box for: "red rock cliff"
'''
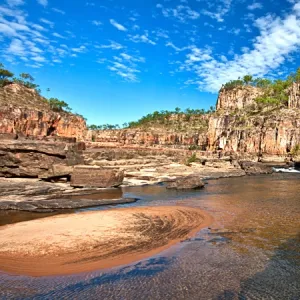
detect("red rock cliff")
[0,84,87,141]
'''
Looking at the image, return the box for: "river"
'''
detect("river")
[0,173,299,299]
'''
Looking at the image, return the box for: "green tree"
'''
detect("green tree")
[14,72,39,91]
[0,63,14,87]
[88,124,98,130]
[49,98,71,112]
[243,75,253,85]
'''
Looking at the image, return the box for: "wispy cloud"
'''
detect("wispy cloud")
[53,32,66,39]
[37,0,48,7]
[72,45,86,53]
[6,0,24,6]
[128,31,156,45]
[247,2,263,10]
[156,4,200,22]
[92,20,102,26]
[110,19,127,31]
[52,7,65,14]
[96,41,124,50]
[39,18,54,27]
[202,0,232,22]
[106,52,145,82]
[180,5,300,92]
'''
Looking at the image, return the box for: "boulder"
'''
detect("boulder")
[167,175,205,190]
[0,140,84,178]
[71,166,124,188]
[238,161,273,175]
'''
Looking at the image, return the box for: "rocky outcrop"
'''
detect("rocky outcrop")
[167,175,205,189]
[216,86,263,110]
[288,82,300,109]
[239,161,274,175]
[0,84,87,141]
[0,178,136,212]
[86,129,208,149]
[0,140,85,178]
[70,166,124,188]
[207,109,300,156]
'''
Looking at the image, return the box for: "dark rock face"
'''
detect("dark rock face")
[71,166,124,188]
[167,175,205,190]
[238,161,274,175]
[0,140,84,179]
[0,178,136,212]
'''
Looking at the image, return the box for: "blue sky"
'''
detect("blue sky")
[1,0,300,125]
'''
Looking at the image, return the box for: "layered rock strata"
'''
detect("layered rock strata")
[0,84,87,141]
[0,140,85,178]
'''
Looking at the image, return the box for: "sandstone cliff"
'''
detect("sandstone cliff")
[86,114,209,149]
[0,84,87,141]
[86,84,300,160]
[216,86,263,110]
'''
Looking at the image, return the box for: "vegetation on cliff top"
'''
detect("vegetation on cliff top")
[223,68,300,108]
[0,62,84,117]
[88,106,215,131]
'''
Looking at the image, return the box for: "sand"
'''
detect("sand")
[0,206,212,277]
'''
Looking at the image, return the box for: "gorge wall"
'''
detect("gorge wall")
[1,82,300,159]
[0,84,87,141]
[86,85,300,158]
[86,114,209,149]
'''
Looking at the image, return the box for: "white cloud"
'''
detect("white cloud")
[100,50,145,82]
[247,2,263,10]
[40,18,54,27]
[31,55,46,62]
[72,45,86,53]
[6,0,24,6]
[8,38,25,55]
[128,31,156,45]
[166,42,189,52]
[180,9,300,92]
[96,41,124,50]
[156,4,200,22]
[92,20,102,26]
[110,19,127,31]
[53,32,66,39]
[37,0,48,6]
[202,0,232,22]
[52,8,65,14]
[0,23,17,36]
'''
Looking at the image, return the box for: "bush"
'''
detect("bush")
[0,63,13,87]
[291,145,300,157]
[185,153,197,165]
[49,98,72,112]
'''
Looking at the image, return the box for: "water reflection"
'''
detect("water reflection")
[0,173,299,299]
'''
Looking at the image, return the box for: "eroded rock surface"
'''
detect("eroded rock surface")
[0,84,87,141]
[71,166,124,188]
[0,178,135,212]
[0,140,84,178]
[167,175,205,190]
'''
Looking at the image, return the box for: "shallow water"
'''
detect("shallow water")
[0,173,300,299]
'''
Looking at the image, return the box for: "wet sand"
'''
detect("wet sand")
[0,206,212,277]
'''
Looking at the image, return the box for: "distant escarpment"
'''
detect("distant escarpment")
[87,81,300,161]
[0,84,87,141]
[86,114,209,149]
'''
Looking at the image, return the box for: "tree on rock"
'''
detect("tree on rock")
[49,98,72,112]
[243,75,253,85]
[14,72,40,91]
[0,63,14,87]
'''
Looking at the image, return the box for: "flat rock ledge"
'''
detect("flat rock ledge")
[0,178,135,212]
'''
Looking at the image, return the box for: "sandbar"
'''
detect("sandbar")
[0,206,212,276]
